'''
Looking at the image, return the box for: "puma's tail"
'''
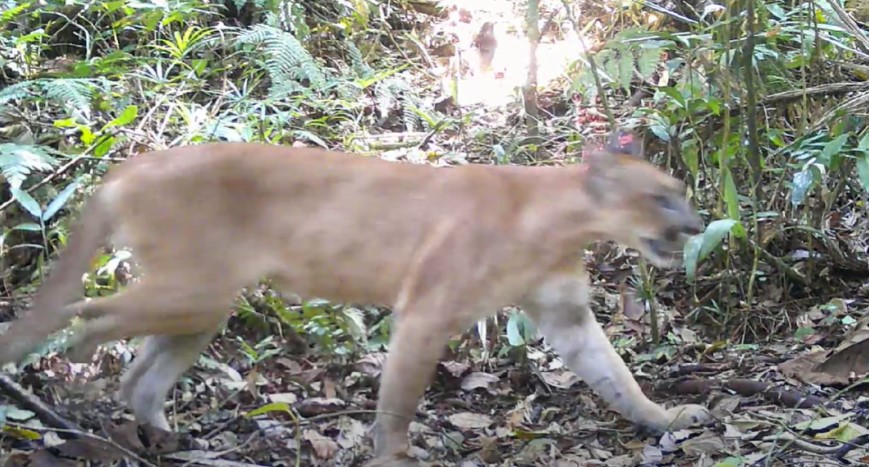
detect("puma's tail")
[0,187,114,364]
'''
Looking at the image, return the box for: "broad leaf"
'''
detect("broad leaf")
[506,314,524,346]
[700,219,739,259]
[722,167,741,220]
[42,180,79,222]
[791,168,815,206]
[856,154,869,192]
[104,105,139,129]
[10,188,42,219]
[683,234,703,281]
[818,134,848,165]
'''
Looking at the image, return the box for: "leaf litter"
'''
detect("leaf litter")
[4,281,865,466]
[1,1,868,466]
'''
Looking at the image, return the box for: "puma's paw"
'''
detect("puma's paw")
[665,404,712,430]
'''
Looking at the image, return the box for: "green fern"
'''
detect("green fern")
[0,81,33,106]
[0,1,31,26]
[573,30,666,97]
[345,39,373,79]
[0,143,60,190]
[42,78,95,113]
[236,24,330,98]
[0,78,105,116]
[374,76,427,132]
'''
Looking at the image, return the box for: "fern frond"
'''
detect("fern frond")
[269,79,310,99]
[345,40,373,78]
[42,78,94,113]
[0,81,34,106]
[373,76,426,131]
[402,105,419,132]
[0,78,105,116]
[0,143,60,189]
[236,24,330,97]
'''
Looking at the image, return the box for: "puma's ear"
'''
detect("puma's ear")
[583,129,641,200]
[605,128,643,158]
[582,149,617,201]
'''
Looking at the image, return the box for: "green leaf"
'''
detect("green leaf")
[649,123,670,142]
[684,219,741,280]
[818,134,848,165]
[79,126,96,145]
[794,326,814,342]
[856,154,869,191]
[681,142,699,179]
[42,180,79,222]
[659,87,685,109]
[700,219,738,259]
[722,167,741,220]
[10,188,42,219]
[12,222,42,232]
[103,105,138,130]
[246,402,292,418]
[858,129,869,150]
[506,314,524,346]
[713,457,745,467]
[93,136,115,158]
[53,118,78,128]
[0,3,31,25]
[705,99,722,116]
[683,234,703,281]
[791,168,815,206]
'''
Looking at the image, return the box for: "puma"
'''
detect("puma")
[0,131,711,466]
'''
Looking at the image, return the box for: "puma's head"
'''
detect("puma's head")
[584,130,703,268]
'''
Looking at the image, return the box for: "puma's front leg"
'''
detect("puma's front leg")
[367,309,453,466]
[520,274,710,433]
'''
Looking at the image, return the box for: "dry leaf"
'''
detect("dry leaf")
[303,430,339,459]
[448,412,494,430]
[680,431,726,455]
[441,360,470,377]
[296,397,346,417]
[355,353,387,377]
[335,417,367,449]
[460,371,499,391]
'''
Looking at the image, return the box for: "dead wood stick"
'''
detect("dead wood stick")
[0,371,82,435]
[760,432,843,455]
[655,377,824,409]
[762,82,869,105]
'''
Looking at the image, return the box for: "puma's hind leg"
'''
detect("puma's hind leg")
[520,273,711,433]
[61,275,238,363]
[118,331,219,430]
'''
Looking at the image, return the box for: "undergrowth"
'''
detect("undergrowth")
[0,0,867,366]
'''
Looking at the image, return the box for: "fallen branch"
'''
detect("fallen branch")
[655,377,824,409]
[0,371,82,435]
[746,237,810,288]
[834,433,869,460]
[762,82,869,105]
[760,432,842,455]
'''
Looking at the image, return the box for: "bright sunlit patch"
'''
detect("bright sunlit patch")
[439,2,591,108]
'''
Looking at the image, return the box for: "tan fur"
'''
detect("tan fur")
[0,137,711,466]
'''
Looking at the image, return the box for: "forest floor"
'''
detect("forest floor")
[0,0,868,466]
